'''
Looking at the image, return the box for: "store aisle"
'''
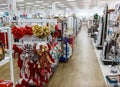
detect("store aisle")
[46,25,107,87]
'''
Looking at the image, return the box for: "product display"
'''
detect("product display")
[0,0,120,87]
[12,23,62,87]
[100,4,120,65]
[12,25,52,39]
[0,41,5,60]
[13,43,54,86]
[90,4,120,86]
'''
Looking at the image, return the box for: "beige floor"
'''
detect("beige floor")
[46,25,107,87]
[0,25,106,87]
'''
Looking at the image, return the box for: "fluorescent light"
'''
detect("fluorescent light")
[54,1,61,4]
[83,0,92,2]
[26,3,33,5]
[33,5,39,7]
[35,1,43,3]
[67,0,75,1]
[16,0,24,2]
[43,3,49,5]
[1,4,7,6]
[83,0,92,3]
[69,2,76,5]
[18,4,24,6]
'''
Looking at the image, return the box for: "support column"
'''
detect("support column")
[64,7,67,17]
[7,0,17,19]
[51,2,56,17]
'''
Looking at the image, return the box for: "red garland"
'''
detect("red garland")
[12,26,25,39]
[25,25,33,36]
[12,25,33,39]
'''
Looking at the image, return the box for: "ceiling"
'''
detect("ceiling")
[0,0,119,16]
[16,0,120,10]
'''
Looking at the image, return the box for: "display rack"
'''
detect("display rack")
[0,27,14,83]
[101,4,120,65]
[12,19,62,86]
[58,18,73,62]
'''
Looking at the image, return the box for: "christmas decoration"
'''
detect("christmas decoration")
[0,41,5,60]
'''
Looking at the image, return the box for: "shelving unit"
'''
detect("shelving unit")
[18,19,57,26]
[0,27,14,83]
[92,4,120,87]
[0,57,10,66]
[12,19,62,86]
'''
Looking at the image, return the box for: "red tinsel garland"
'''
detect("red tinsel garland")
[25,25,33,36]
[12,25,33,39]
[12,26,25,39]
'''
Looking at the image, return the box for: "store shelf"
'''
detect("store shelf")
[0,57,10,66]
[91,38,120,87]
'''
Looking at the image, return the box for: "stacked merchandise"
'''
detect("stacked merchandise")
[12,24,61,87]
[101,4,120,65]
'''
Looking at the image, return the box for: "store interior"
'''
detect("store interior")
[0,0,120,87]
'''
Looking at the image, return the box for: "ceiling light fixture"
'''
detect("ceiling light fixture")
[35,1,43,3]
[33,5,39,7]
[67,0,75,1]
[18,4,24,6]
[1,4,7,6]
[54,1,61,4]
[68,2,76,5]
[16,0,24,2]
[26,3,33,5]
[43,3,49,6]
